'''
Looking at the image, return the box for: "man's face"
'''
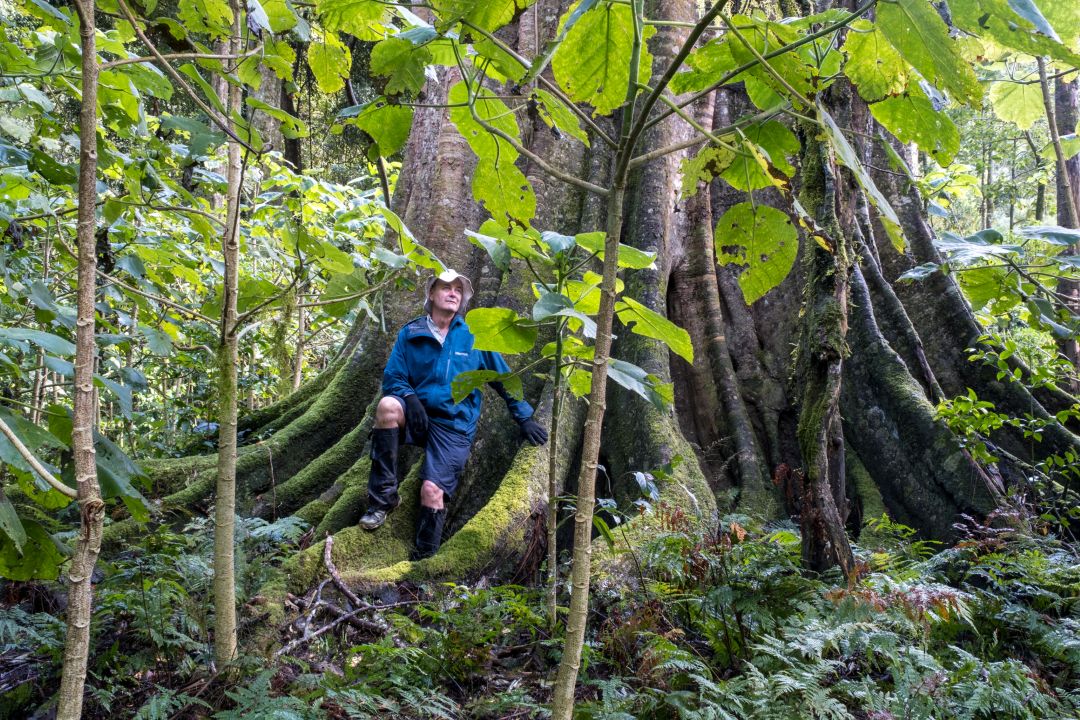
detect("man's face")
[429,279,463,314]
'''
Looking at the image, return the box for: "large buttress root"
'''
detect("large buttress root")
[874,158,1080,461]
[843,267,999,539]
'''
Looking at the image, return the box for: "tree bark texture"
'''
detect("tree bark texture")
[57,0,105,716]
[794,119,855,577]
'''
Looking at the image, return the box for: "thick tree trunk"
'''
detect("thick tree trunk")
[57,0,104,715]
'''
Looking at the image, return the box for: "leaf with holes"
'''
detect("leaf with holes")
[472,158,536,226]
[715,203,798,305]
[842,19,911,101]
[721,121,799,192]
[552,0,655,116]
[532,89,589,146]
[681,145,735,198]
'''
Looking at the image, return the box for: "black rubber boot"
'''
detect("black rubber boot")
[363,428,400,524]
[412,506,446,560]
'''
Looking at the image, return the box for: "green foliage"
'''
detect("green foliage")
[816,102,906,251]
[841,20,910,101]
[215,670,326,719]
[951,0,1080,67]
[722,121,800,192]
[714,202,799,304]
[988,80,1045,132]
[307,34,352,94]
[552,0,654,116]
[314,0,387,39]
[448,81,536,226]
[0,514,307,716]
[876,0,982,105]
[870,87,960,166]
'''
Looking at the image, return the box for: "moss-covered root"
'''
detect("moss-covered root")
[102,455,219,547]
[280,432,551,593]
[237,358,343,439]
[251,395,378,519]
[842,268,999,540]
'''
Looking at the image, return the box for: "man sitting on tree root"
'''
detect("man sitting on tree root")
[359,269,549,559]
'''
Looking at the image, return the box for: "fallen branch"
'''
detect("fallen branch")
[274,602,368,657]
[323,534,363,608]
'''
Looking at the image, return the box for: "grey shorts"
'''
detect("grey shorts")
[390,396,471,498]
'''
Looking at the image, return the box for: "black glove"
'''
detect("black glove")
[519,417,548,446]
[404,394,428,442]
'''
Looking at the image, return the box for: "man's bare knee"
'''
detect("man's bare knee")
[420,480,444,510]
[375,397,404,429]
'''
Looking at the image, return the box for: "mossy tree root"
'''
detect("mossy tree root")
[843,267,999,540]
[250,394,379,519]
[280,397,571,593]
[105,349,382,547]
[236,357,343,439]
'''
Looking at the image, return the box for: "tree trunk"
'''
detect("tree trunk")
[794,119,855,578]
[1053,75,1079,394]
[57,0,104,715]
[211,2,243,667]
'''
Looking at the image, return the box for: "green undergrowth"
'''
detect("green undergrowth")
[4,506,1079,718]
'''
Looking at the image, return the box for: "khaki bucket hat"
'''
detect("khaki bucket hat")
[424,269,474,315]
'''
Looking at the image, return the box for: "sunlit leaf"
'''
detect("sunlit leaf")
[714,202,798,305]
[877,0,982,105]
[338,99,414,156]
[870,86,960,166]
[615,297,693,363]
[552,0,655,116]
[316,0,386,39]
[465,307,537,354]
[842,19,910,101]
[308,34,352,95]
[988,80,1045,131]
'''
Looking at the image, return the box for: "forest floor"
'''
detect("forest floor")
[2,502,1079,719]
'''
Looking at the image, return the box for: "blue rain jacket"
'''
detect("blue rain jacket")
[382,315,534,439]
